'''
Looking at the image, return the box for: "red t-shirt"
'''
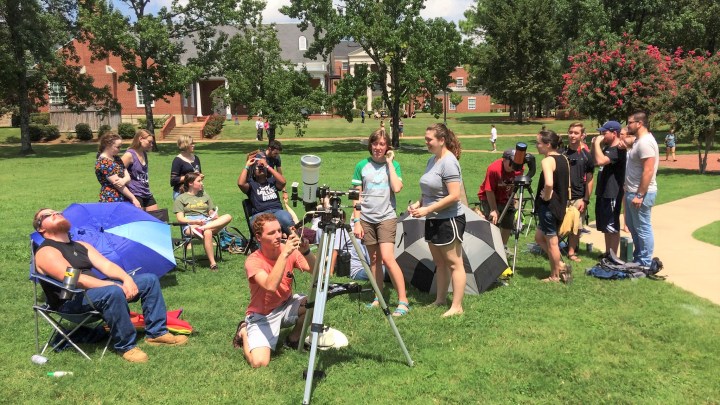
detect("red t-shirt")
[477,158,523,205]
[245,249,308,316]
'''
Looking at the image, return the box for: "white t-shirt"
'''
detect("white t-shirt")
[625,132,659,193]
[490,127,497,142]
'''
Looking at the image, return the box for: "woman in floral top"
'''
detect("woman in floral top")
[95,132,140,207]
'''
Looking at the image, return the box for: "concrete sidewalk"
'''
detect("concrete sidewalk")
[581,189,720,305]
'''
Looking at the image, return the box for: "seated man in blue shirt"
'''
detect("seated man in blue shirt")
[237,154,294,235]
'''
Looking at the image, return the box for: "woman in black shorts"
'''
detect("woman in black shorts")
[534,130,571,283]
[408,124,465,317]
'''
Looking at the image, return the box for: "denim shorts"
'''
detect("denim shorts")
[536,204,559,236]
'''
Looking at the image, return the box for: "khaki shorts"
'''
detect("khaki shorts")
[569,199,587,228]
[360,218,397,245]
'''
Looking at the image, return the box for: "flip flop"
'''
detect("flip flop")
[365,297,379,309]
[568,254,581,262]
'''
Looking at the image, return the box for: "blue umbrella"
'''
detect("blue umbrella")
[31,202,176,278]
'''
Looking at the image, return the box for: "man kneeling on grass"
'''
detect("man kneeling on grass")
[232,213,316,368]
[33,208,188,363]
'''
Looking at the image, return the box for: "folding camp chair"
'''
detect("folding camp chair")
[30,241,111,361]
[147,208,222,272]
[241,199,259,254]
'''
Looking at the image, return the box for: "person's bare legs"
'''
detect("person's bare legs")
[378,242,409,313]
[605,232,620,255]
[366,244,383,307]
[428,244,449,306]
[442,240,465,317]
[567,233,581,261]
[543,234,563,280]
[241,298,306,368]
[286,298,307,343]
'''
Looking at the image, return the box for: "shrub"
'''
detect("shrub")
[202,115,225,138]
[98,124,112,137]
[75,123,93,141]
[350,108,361,118]
[44,125,60,141]
[30,112,50,125]
[66,132,75,141]
[118,123,137,139]
[137,117,167,129]
[28,124,44,142]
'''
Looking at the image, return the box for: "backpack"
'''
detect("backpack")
[217,227,248,254]
[585,252,664,280]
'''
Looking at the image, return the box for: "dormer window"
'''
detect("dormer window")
[299,36,307,51]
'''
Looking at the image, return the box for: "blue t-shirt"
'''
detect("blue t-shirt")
[245,177,282,214]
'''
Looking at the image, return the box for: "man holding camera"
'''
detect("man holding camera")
[592,121,626,256]
[233,213,316,368]
[477,149,524,245]
[564,122,595,262]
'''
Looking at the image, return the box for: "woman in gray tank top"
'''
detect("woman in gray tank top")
[408,123,466,318]
[122,129,158,211]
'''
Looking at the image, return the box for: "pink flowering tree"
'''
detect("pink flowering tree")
[655,50,720,173]
[561,36,668,126]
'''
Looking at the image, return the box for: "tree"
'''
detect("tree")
[80,0,263,141]
[281,0,462,147]
[461,0,565,122]
[0,0,115,154]
[449,92,463,108]
[215,22,326,137]
[561,35,667,125]
[655,50,720,173]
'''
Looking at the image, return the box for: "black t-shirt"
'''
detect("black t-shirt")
[37,239,94,309]
[595,146,626,199]
[564,148,595,200]
[535,155,570,221]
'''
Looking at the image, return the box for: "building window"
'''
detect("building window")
[135,85,154,107]
[449,102,457,111]
[299,36,307,51]
[456,77,464,88]
[49,82,66,105]
[342,62,349,71]
[468,97,476,110]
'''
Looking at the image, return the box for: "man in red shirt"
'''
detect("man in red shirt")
[233,213,315,368]
[477,149,524,245]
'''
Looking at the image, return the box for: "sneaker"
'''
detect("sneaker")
[122,347,149,363]
[145,333,189,347]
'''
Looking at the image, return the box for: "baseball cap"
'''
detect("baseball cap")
[597,121,621,133]
[502,149,515,160]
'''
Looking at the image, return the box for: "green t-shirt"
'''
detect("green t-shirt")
[173,192,214,217]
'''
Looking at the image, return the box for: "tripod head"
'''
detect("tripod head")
[294,184,361,232]
[513,175,532,187]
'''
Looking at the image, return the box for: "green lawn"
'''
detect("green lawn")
[1,141,719,403]
[692,221,720,247]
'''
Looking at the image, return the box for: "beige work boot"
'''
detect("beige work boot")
[122,347,149,363]
[145,333,189,346]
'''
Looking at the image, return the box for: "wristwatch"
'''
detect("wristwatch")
[635,193,645,199]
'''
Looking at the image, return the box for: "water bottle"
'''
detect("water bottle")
[47,371,73,377]
[58,267,80,300]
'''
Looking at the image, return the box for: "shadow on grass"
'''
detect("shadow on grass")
[452,116,551,125]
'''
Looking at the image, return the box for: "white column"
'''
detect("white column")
[224,79,231,119]
[195,82,203,117]
[366,86,372,111]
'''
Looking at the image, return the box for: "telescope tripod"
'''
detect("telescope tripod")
[498,179,535,275]
[299,219,414,404]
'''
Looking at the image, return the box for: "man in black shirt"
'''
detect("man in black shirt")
[33,208,188,363]
[564,122,595,261]
[592,121,626,255]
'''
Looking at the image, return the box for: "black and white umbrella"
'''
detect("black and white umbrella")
[394,205,509,295]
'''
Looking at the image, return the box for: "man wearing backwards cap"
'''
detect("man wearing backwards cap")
[591,120,627,256]
[477,149,524,245]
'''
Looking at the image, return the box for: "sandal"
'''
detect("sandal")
[209,263,219,271]
[232,320,246,349]
[541,277,560,283]
[365,297,379,309]
[392,301,410,317]
[568,254,581,262]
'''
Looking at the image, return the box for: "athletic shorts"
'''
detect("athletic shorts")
[245,294,304,352]
[536,203,559,236]
[425,215,465,246]
[360,218,397,245]
[137,195,157,209]
[480,200,515,230]
[595,196,622,234]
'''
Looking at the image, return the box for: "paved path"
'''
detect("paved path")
[582,189,720,305]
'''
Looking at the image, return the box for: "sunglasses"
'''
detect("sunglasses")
[35,211,60,229]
